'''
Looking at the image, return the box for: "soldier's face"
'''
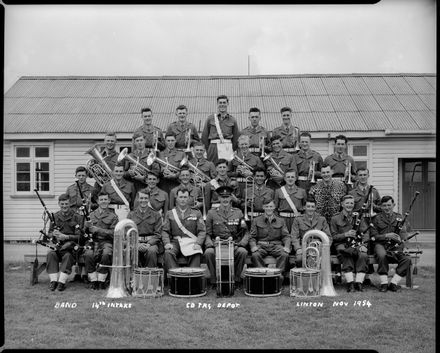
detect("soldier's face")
[76,171,87,184]
[238,140,249,151]
[305,202,316,216]
[176,109,187,123]
[104,136,116,150]
[263,201,275,216]
[216,163,228,176]
[165,136,176,149]
[59,200,70,213]
[142,111,153,125]
[321,167,332,181]
[342,199,355,212]
[147,175,158,188]
[249,113,261,127]
[271,140,282,152]
[113,167,124,180]
[284,172,296,185]
[194,146,205,158]
[217,98,229,113]
[281,111,291,125]
[381,200,395,214]
[179,171,191,184]
[138,192,150,208]
[176,192,189,208]
[219,195,231,207]
[254,172,266,185]
[357,170,369,184]
[299,137,310,150]
[134,137,145,150]
[98,195,110,209]
[335,139,346,154]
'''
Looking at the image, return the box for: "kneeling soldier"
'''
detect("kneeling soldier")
[84,192,118,290]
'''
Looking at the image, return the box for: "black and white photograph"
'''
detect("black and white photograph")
[2,1,436,352]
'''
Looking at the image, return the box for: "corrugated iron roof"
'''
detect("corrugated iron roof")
[4,74,435,135]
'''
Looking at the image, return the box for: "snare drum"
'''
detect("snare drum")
[290,268,321,297]
[131,267,164,298]
[169,267,207,298]
[216,239,235,297]
[244,267,282,297]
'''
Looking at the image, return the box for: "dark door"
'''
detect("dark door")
[401,159,436,230]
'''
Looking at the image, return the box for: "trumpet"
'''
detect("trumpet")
[344,161,353,186]
[193,174,207,221]
[259,136,266,158]
[117,148,150,177]
[184,128,192,153]
[85,144,113,186]
[146,154,183,175]
[244,175,255,221]
[152,130,159,155]
[294,127,301,151]
[369,191,377,218]
[263,153,285,179]
[181,156,212,183]
[233,152,254,176]
[308,160,316,184]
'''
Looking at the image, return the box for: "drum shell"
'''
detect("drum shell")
[216,240,235,297]
[131,267,164,298]
[290,268,321,297]
[169,267,207,298]
[244,267,282,297]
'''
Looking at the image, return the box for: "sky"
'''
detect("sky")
[3,0,437,91]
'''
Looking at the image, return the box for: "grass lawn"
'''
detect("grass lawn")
[2,260,435,352]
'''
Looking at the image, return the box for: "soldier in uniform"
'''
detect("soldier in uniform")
[349,168,381,217]
[145,170,169,215]
[157,132,185,195]
[101,163,135,220]
[46,193,83,292]
[293,131,324,193]
[324,135,357,190]
[201,95,240,164]
[162,188,206,271]
[83,191,118,290]
[133,107,165,153]
[272,107,300,154]
[241,168,274,220]
[127,188,163,268]
[204,186,249,290]
[291,197,331,268]
[274,169,307,233]
[330,195,370,292]
[249,199,291,283]
[240,107,270,157]
[208,159,241,209]
[189,142,217,180]
[370,196,412,292]
[228,134,264,195]
[65,166,94,213]
[166,104,200,153]
[264,135,297,190]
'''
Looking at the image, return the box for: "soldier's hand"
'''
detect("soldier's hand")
[52,229,62,237]
[358,245,368,253]
[296,248,303,256]
[283,246,290,254]
[84,220,92,228]
[193,244,201,250]
[57,233,69,242]
[89,226,98,234]
[385,233,401,243]
[164,243,173,251]
[345,230,357,238]
[251,246,259,253]
[128,169,136,177]
[138,243,149,253]
[134,175,145,182]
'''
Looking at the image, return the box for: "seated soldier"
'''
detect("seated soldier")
[330,195,370,292]
[370,195,412,292]
[46,193,83,292]
[291,197,331,268]
[249,199,291,283]
[65,166,94,213]
[162,188,206,272]
[83,191,118,290]
[204,186,249,290]
[127,188,163,268]
[241,167,274,220]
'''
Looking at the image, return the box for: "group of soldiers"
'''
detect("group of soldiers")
[44,95,413,294]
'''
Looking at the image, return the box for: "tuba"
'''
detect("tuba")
[104,219,139,298]
[85,144,113,186]
[117,148,151,177]
[302,230,337,296]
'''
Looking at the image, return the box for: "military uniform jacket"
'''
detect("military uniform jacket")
[49,209,83,243]
[158,149,185,177]
[309,180,347,222]
[209,176,241,206]
[240,125,270,148]
[291,213,331,251]
[127,207,163,246]
[249,215,290,249]
[100,147,119,172]
[148,187,169,215]
[323,153,357,178]
[293,149,324,178]
[88,208,119,242]
[242,185,274,212]
[349,184,381,214]
[272,125,300,148]
[166,121,200,149]
[162,207,206,246]
[169,183,205,209]
[274,185,307,213]
[189,157,217,179]
[65,182,94,210]
[370,211,408,243]
[201,113,240,150]
[101,178,135,207]
[124,148,161,178]
[133,124,165,150]
[205,207,249,248]
[330,211,369,246]
[264,150,296,175]
[228,150,265,178]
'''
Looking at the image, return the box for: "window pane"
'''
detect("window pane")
[428,161,436,182]
[39,182,50,191]
[35,162,49,172]
[37,172,50,182]
[353,145,367,157]
[16,147,30,158]
[35,147,50,158]
[17,173,30,182]
[17,183,31,191]
[17,163,30,172]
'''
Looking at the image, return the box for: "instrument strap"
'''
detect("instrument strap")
[110,179,130,208]
[213,113,225,143]
[280,186,299,215]
[171,208,198,241]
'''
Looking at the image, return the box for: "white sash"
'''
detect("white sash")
[280,186,300,216]
[213,113,225,143]
[171,208,202,256]
[214,113,234,161]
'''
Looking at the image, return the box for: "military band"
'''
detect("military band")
[38,103,419,296]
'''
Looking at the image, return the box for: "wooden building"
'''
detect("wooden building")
[3,74,436,240]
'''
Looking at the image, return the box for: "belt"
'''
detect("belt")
[139,235,154,242]
[248,212,263,217]
[211,139,231,144]
[297,176,308,181]
[279,212,297,217]
[211,203,221,209]
[258,241,282,245]
[236,177,249,182]
[283,148,296,153]
[249,147,260,153]
[108,204,127,209]
[333,177,344,181]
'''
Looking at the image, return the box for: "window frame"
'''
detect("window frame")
[347,141,372,172]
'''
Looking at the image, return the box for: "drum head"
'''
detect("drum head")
[169,267,205,276]
[291,268,319,275]
[246,267,281,276]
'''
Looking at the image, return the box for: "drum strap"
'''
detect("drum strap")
[280,186,299,216]
[213,113,225,143]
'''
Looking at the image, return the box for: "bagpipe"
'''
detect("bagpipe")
[75,180,94,251]
[34,188,62,251]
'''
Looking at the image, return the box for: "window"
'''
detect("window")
[13,144,53,194]
[348,143,370,171]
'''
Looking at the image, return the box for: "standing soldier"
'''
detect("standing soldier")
[145,171,169,216]
[133,107,165,153]
[201,95,240,164]
[188,142,217,180]
[349,168,381,217]
[83,191,118,290]
[127,188,163,268]
[208,159,241,209]
[46,194,83,292]
[204,186,249,290]
[240,107,270,157]
[65,166,94,213]
[293,132,324,193]
[241,168,274,221]
[272,107,300,154]
[166,105,200,155]
[157,132,185,195]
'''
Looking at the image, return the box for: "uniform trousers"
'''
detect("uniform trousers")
[46,248,76,275]
[139,243,164,268]
[204,246,247,284]
[334,243,368,274]
[163,239,201,270]
[279,215,295,233]
[84,242,112,275]
[374,243,411,277]
[251,243,289,275]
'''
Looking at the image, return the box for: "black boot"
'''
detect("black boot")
[49,281,58,291]
[57,282,66,291]
[91,281,99,290]
[354,282,363,292]
[346,282,355,292]
[379,284,388,292]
